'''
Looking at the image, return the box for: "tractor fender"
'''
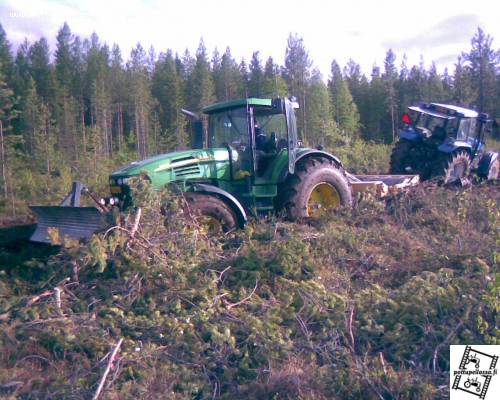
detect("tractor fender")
[399,129,421,142]
[438,141,472,154]
[189,183,247,227]
[278,150,344,182]
[477,151,499,178]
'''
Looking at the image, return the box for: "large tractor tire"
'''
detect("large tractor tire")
[278,158,352,219]
[441,151,471,185]
[478,152,499,180]
[389,140,416,174]
[485,158,499,180]
[184,193,238,233]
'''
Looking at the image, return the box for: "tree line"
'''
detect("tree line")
[0,22,498,207]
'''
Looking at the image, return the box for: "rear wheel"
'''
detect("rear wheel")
[441,151,471,184]
[485,158,499,180]
[278,158,352,219]
[184,193,238,233]
[389,140,415,174]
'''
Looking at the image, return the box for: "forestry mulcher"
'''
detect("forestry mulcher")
[30,97,419,243]
[390,102,499,184]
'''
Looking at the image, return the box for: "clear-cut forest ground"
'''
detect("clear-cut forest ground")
[0,177,498,399]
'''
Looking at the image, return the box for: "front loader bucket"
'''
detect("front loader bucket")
[30,206,110,244]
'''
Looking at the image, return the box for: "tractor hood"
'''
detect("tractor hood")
[110,148,233,188]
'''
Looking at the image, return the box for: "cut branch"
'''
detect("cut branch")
[92,338,123,400]
[225,281,258,310]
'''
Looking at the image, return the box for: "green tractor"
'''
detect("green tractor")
[30,97,418,243]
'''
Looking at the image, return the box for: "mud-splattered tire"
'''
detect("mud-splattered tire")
[389,140,415,174]
[278,158,352,219]
[484,158,499,180]
[184,193,238,233]
[441,151,471,184]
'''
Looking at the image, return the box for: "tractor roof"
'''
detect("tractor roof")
[203,98,273,114]
[409,103,478,118]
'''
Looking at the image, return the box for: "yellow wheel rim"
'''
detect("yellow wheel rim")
[197,215,223,233]
[307,182,341,217]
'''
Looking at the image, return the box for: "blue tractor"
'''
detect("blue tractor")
[389,103,499,183]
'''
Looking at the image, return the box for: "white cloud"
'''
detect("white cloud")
[1,0,498,77]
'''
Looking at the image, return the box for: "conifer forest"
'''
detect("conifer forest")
[0,21,499,399]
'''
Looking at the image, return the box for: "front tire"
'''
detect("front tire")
[278,158,352,219]
[441,151,471,184]
[486,158,499,180]
[184,193,238,233]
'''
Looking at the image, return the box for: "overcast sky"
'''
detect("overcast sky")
[1,0,498,78]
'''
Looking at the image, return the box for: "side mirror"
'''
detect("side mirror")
[192,121,204,149]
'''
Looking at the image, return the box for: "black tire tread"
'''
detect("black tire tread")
[277,157,352,219]
[184,193,238,232]
[441,151,471,184]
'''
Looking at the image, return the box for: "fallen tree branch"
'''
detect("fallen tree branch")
[130,208,142,238]
[92,338,123,400]
[433,319,464,373]
[26,290,53,306]
[53,287,62,315]
[224,281,258,310]
[348,305,355,352]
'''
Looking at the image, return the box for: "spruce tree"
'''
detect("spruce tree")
[463,28,498,114]
[0,67,16,200]
[248,51,264,97]
[343,59,369,136]
[453,56,476,107]
[212,47,240,102]
[128,43,155,158]
[186,39,215,111]
[284,33,312,140]
[152,50,186,150]
[23,77,55,172]
[262,57,287,98]
[0,24,14,80]
[426,62,445,101]
[28,38,55,103]
[237,58,248,98]
[364,66,387,142]
[55,23,79,161]
[307,69,339,146]
[110,44,126,151]
[382,49,398,142]
[328,60,359,139]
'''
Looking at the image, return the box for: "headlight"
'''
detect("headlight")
[109,178,116,185]
[117,177,130,185]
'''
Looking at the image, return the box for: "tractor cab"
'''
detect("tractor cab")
[392,102,498,182]
[201,98,299,180]
[401,103,482,151]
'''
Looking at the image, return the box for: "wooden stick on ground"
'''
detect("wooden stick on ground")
[26,290,53,306]
[92,338,123,400]
[53,287,62,314]
[130,208,142,238]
